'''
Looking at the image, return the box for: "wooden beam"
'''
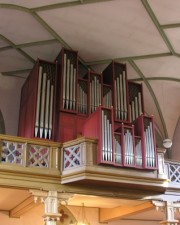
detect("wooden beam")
[10,196,40,218]
[99,201,154,222]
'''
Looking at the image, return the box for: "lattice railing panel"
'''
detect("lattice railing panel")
[28,145,49,168]
[1,141,24,165]
[64,145,81,169]
[169,163,180,183]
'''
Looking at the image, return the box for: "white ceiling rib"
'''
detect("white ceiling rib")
[0,0,179,149]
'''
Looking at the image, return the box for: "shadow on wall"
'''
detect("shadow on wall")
[171,117,180,160]
[0,110,5,134]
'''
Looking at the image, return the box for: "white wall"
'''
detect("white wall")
[0,204,163,225]
[171,117,180,160]
[0,204,44,225]
[67,206,161,225]
[0,73,25,136]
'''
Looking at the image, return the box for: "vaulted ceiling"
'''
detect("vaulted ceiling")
[0,0,179,155]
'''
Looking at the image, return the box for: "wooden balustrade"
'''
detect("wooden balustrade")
[0,134,61,175]
[0,134,172,191]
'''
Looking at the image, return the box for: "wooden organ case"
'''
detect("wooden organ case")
[18,47,157,170]
[18,59,57,140]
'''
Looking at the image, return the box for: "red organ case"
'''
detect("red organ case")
[55,48,88,142]
[18,47,157,170]
[18,59,57,141]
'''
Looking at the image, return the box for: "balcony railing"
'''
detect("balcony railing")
[0,134,61,175]
[165,161,180,183]
[1,134,179,189]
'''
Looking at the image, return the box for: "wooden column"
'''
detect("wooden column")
[30,190,73,225]
[153,200,180,225]
[43,191,61,225]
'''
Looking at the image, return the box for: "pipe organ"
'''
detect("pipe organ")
[101,109,113,162]
[18,59,56,140]
[135,137,143,167]
[102,61,128,121]
[134,115,156,168]
[57,48,78,112]
[78,79,88,115]
[18,47,157,170]
[103,85,112,108]
[89,72,102,114]
[128,81,144,123]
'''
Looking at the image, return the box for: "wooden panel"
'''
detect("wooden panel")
[57,114,88,142]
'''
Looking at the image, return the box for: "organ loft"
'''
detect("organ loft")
[18,47,157,170]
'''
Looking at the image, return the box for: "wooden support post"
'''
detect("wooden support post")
[43,191,61,225]
[30,190,73,225]
[152,200,180,225]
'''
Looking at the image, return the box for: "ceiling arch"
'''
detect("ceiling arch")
[0,0,179,150]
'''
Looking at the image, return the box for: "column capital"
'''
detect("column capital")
[29,190,74,225]
[29,189,74,204]
[152,200,180,225]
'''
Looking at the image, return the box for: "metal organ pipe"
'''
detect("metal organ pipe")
[44,79,50,139]
[101,110,113,162]
[131,101,135,122]
[150,122,155,167]
[114,72,128,121]
[39,73,47,138]
[73,68,76,110]
[98,77,101,108]
[63,54,67,109]
[35,66,43,137]
[119,74,123,120]
[122,71,127,120]
[91,79,95,112]
[144,121,155,167]
[78,81,87,114]
[34,63,55,140]
[63,54,76,111]
[114,134,121,164]
[135,96,138,119]
[102,110,105,160]
[115,79,119,119]
[49,84,54,139]
[135,138,142,166]
[94,76,97,110]
[69,63,74,110]
[66,59,70,109]
[124,129,134,165]
[90,75,101,113]
[103,87,112,108]
[129,91,143,122]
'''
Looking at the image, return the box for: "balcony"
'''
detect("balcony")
[0,134,176,195]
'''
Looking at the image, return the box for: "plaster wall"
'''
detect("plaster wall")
[0,73,24,136]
